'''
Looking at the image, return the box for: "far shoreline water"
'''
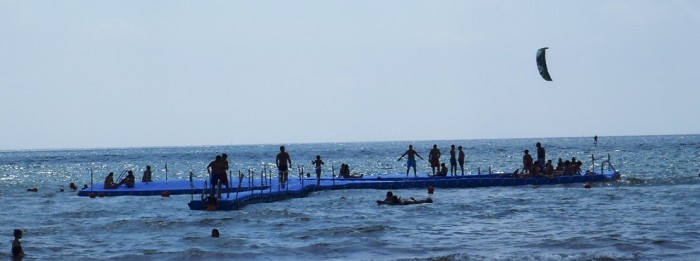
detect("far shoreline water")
[1,133,698,152]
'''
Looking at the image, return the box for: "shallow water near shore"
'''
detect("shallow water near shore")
[1,135,700,260]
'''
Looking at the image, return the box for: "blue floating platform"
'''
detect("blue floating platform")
[188,170,621,211]
[77,180,267,197]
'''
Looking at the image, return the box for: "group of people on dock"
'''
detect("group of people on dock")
[398,144,466,177]
[103,165,153,189]
[520,142,584,178]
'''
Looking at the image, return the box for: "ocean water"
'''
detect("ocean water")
[1,135,699,260]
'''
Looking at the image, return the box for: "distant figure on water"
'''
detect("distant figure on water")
[141,165,152,182]
[458,146,466,175]
[104,172,119,189]
[211,229,220,238]
[594,135,598,146]
[449,145,457,176]
[398,145,423,177]
[312,155,324,184]
[428,144,441,175]
[276,146,292,185]
[12,229,25,259]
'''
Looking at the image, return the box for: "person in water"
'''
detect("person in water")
[104,172,119,189]
[211,229,220,238]
[428,144,441,175]
[338,164,363,179]
[384,191,396,203]
[276,146,292,185]
[312,155,324,184]
[141,165,152,182]
[12,229,25,259]
[398,145,424,177]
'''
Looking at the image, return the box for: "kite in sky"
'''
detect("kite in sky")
[536,47,552,81]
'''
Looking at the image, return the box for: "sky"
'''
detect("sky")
[1,1,699,150]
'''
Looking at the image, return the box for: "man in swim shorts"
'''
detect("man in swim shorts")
[398,145,423,177]
[276,146,292,185]
[428,144,441,175]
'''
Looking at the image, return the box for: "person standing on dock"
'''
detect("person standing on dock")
[276,146,292,186]
[220,153,230,198]
[536,142,546,169]
[458,146,466,175]
[312,155,324,185]
[523,150,533,174]
[428,144,441,176]
[449,145,457,176]
[398,145,423,177]
[207,155,222,196]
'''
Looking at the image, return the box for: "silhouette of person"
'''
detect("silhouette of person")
[398,145,424,177]
[276,146,292,185]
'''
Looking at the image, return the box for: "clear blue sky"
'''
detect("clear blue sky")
[1,1,699,150]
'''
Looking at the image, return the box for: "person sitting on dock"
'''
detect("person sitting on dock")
[398,145,424,177]
[543,160,555,177]
[141,165,152,182]
[119,170,136,188]
[338,164,363,179]
[433,163,448,177]
[104,172,119,189]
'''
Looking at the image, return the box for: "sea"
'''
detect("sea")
[1,135,699,261]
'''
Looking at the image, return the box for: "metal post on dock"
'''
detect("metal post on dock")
[331,165,335,186]
[268,169,272,193]
[90,168,93,191]
[489,167,492,175]
[165,163,168,181]
[591,154,595,174]
[478,167,481,175]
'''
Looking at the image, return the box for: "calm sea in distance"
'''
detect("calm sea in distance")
[1,135,699,260]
